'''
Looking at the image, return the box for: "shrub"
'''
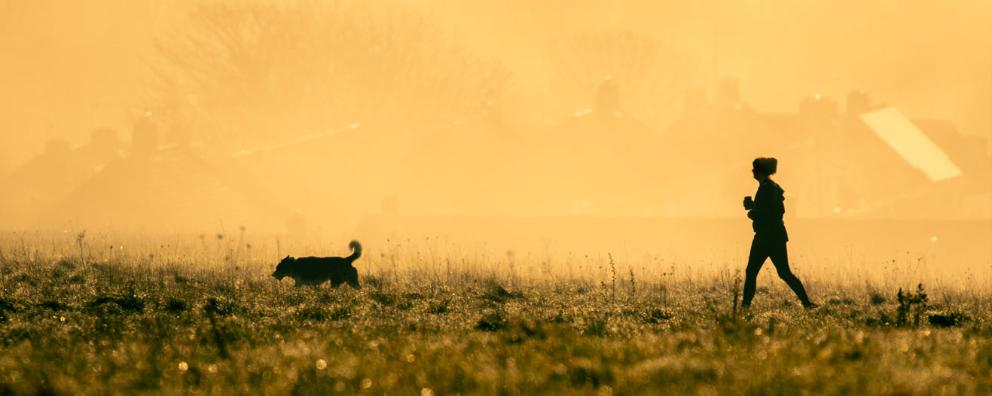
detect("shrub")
[928,312,970,328]
[896,284,928,328]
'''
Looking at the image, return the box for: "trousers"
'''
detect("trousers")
[742,234,811,307]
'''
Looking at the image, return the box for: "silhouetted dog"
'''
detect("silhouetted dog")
[272,241,361,288]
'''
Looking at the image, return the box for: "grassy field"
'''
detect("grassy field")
[0,233,990,395]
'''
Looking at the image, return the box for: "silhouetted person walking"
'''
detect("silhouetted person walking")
[742,157,816,309]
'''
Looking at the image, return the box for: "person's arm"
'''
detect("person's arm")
[749,184,785,221]
[747,185,769,220]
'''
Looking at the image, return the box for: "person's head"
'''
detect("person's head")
[752,157,778,181]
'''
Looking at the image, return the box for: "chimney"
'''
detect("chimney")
[846,90,874,116]
[595,75,621,115]
[131,112,158,157]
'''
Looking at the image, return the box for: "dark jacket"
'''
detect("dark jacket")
[747,180,789,242]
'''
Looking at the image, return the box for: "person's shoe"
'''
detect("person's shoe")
[802,302,819,310]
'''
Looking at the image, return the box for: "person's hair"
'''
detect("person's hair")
[752,157,778,175]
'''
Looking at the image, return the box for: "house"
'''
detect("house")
[0,128,123,228]
[662,82,992,219]
[523,76,670,216]
[43,117,285,231]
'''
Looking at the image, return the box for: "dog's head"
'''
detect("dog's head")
[272,256,295,280]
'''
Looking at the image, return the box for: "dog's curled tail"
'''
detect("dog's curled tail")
[347,240,362,262]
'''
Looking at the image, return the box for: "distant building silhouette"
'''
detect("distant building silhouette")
[533,76,667,215]
[662,80,992,219]
[0,128,126,228]
[594,76,621,118]
[131,112,159,158]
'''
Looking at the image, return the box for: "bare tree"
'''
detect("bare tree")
[546,29,699,129]
[148,1,509,149]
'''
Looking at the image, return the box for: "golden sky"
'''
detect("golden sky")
[1,0,990,168]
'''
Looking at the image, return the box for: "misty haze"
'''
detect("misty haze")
[0,1,990,395]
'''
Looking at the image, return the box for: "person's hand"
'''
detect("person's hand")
[743,196,754,210]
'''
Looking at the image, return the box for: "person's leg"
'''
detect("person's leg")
[742,237,769,308]
[769,242,814,307]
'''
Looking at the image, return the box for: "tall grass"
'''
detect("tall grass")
[0,232,990,394]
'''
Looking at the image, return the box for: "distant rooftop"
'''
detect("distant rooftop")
[860,107,962,182]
